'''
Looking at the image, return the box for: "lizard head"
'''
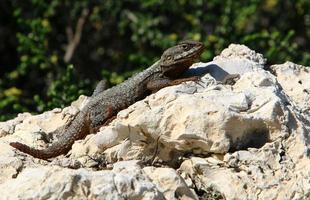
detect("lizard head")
[160,40,205,78]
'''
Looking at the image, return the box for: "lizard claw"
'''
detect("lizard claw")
[190,76,200,81]
[190,76,206,88]
[191,76,201,83]
[221,74,240,85]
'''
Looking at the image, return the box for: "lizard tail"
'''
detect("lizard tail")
[10,142,71,160]
[10,111,91,160]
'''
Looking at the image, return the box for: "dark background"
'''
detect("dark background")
[0,0,309,121]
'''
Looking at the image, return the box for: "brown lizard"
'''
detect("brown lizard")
[10,40,205,159]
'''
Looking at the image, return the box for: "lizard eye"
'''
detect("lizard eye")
[166,56,172,60]
[182,44,189,50]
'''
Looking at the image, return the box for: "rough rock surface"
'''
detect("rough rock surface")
[1,44,309,199]
[0,160,197,200]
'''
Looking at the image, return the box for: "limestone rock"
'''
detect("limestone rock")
[270,61,310,111]
[179,131,310,199]
[0,113,31,137]
[1,44,309,199]
[0,142,23,184]
[214,43,266,65]
[270,61,310,156]
[143,167,198,200]
[71,50,290,165]
[186,44,266,82]
[0,160,196,200]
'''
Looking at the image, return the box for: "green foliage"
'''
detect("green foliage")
[0,0,309,120]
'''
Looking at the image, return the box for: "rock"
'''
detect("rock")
[0,160,196,200]
[270,62,310,114]
[1,44,309,199]
[71,56,290,164]
[179,133,310,199]
[0,113,32,137]
[270,61,310,153]
[185,44,266,83]
[0,142,23,184]
[270,61,310,111]
[214,44,266,65]
[143,167,198,200]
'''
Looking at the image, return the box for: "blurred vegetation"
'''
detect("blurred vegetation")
[0,0,309,121]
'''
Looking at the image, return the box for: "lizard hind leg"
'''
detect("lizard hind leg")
[92,79,109,97]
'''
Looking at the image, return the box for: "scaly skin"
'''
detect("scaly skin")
[10,40,205,159]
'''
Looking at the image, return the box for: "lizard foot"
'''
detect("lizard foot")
[221,74,240,85]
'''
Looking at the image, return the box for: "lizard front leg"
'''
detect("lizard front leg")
[147,76,200,93]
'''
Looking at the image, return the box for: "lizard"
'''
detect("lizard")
[10,40,205,160]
